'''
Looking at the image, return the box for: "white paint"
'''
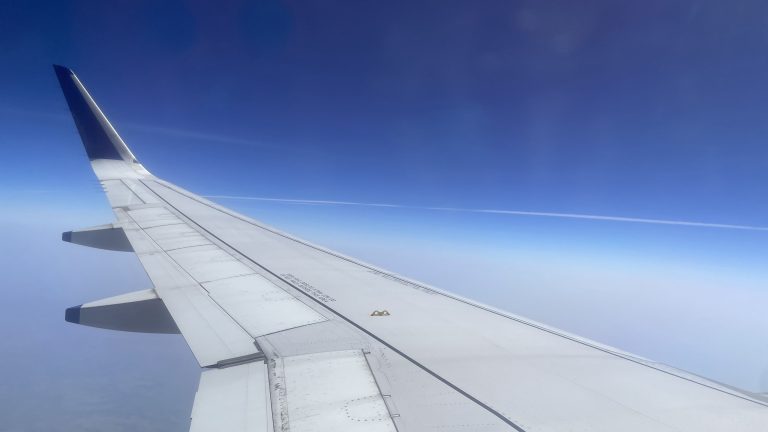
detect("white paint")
[144,223,212,251]
[204,274,326,338]
[128,206,183,229]
[167,244,254,283]
[191,362,273,432]
[282,350,396,432]
[82,288,158,307]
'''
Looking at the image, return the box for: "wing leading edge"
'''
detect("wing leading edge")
[56,65,768,432]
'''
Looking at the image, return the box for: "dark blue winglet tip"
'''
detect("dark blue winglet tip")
[52,63,131,162]
[61,231,72,242]
[65,305,82,324]
[52,64,73,78]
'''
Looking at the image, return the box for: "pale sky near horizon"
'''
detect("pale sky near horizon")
[2,1,768,430]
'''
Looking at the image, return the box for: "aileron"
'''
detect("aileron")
[131,246,259,367]
[191,361,274,432]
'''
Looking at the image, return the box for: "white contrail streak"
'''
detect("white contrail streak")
[203,195,768,232]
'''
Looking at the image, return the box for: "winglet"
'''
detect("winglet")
[53,65,138,163]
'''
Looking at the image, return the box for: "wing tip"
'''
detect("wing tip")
[52,64,136,163]
[52,63,72,74]
[53,64,76,84]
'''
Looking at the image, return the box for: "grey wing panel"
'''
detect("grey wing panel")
[118,210,260,367]
[92,173,329,367]
[191,362,274,432]
[111,202,328,367]
[189,351,399,432]
[143,178,768,432]
[276,350,397,432]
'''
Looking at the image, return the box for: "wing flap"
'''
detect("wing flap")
[126,237,260,366]
[111,208,259,366]
[277,350,397,432]
[191,361,274,432]
[104,185,327,367]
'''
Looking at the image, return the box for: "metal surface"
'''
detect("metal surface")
[203,274,326,338]
[278,350,397,432]
[191,361,274,432]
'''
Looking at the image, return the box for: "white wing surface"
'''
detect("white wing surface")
[55,65,768,432]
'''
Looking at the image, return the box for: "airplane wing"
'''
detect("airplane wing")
[54,65,768,432]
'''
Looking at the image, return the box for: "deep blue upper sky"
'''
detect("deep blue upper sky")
[2,2,768,429]
[3,0,768,221]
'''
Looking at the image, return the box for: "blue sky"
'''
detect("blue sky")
[2,1,768,430]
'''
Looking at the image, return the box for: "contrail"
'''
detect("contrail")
[203,195,768,232]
